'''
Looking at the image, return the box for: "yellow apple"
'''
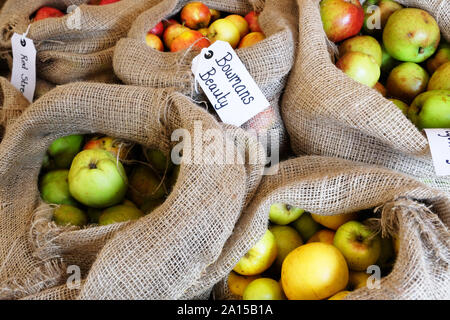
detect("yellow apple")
[208,18,241,48]
[238,31,265,49]
[145,33,164,51]
[225,14,249,38]
[227,271,260,297]
[233,229,278,276]
[243,278,286,300]
[328,290,351,300]
[311,212,358,230]
[348,271,369,290]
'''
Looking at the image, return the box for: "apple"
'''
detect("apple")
[98,204,144,226]
[145,148,174,174]
[210,8,221,22]
[427,62,450,91]
[383,8,440,63]
[40,170,78,206]
[170,30,210,52]
[238,32,265,49]
[290,212,322,242]
[389,99,409,116]
[53,205,87,227]
[208,19,241,48]
[328,290,351,300]
[320,0,364,43]
[122,199,137,207]
[374,82,387,97]
[386,62,429,103]
[407,90,450,130]
[381,44,400,75]
[225,14,249,39]
[363,0,403,36]
[83,136,132,161]
[163,18,178,29]
[243,278,285,300]
[281,243,349,300]
[311,211,358,230]
[127,164,166,207]
[333,221,381,271]
[45,135,84,170]
[149,21,164,37]
[68,149,128,208]
[198,28,209,37]
[269,225,303,273]
[145,33,164,51]
[339,35,383,66]
[376,236,395,270]
[99,0,121,5]
[427,42,450,74]
[233,229,278,276]
[336,52,381,87]
[163,23,190,51]
[227,271,261,297]
[140,197,165,214]
[347,270,369,290]
[307,229,335,245]
[180,2,211,30]
[244,11,263,33]
[34,7,65,22]
[269,203,304,225]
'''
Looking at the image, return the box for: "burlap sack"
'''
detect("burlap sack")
[282,0,450,194]
[213,156,450,300]
[0,82,266,300]
[0,76,28,140]
[0,0,161,84]
[113,0,298,155]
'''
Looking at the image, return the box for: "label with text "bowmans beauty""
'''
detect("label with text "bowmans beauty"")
[191,40,270,127]
[11,33,36,103]
[424,129,450,176]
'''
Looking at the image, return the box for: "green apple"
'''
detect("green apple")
[336,51,381,87]
[427,62,450,91]
[386,62,429,103]
[140,197,165,214]
[389,99,409,116]
[339,35,382,66]
[68,149,128,208]
[98,204,144,226]
[269,203,304,225]
[269,225,303,274]
[53,204,87,227]
[40,170,78,206]
[242,278,285,300]
[233,230,278,276]
[380,44,400,75]
[333,221,381,271]
[363,0,403,36]
[383,8,440,63]
[290,212,322,242]
[127,164,166,207]
[407,90,450,129]
[376,236,395,271]
[427,41,450,74]
[45,135,84,169]
[145,148,174,174]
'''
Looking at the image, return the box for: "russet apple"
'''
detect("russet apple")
[427,62,450,91]
[170,30,210,52]
[68,149,128,208]
[180,2,211,30]
[140,197,165,214]
[311,211,358,230]
[238,32,265,49]
[386,62,429,103]
[407,90,450,129]
[269,203,304,225]
[363,0,403,36]
[40,170,78,206]
[374,82,387,97]
[225,14,249,39]
[145,33,164,51]
[244,11,263,33]
[127,164,166,207]
[427,42,450,74]
[243,278,285,300]
[53,205,87,227]
[227,271,261,297]
[233,230,278,276]
[163,23,190,51]
[98,204,144,226]
[269,225,303,273]
[208,18,241,48]
[281,243,349,300]
[336,51,381,87]
[145,148,174,174]
[320,0,364,43]
[290,212,322,242]
[339,35,382,66]
[34,7,65,22]
[307,229,335,245]
[383,8,440,63]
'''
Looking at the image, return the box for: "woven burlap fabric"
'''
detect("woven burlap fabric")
[0,0,161,84]
[213,156,450,300]
[0,76,28,140]
[0,81,266,300]
[281,0,450,194]
[113,0,298,154]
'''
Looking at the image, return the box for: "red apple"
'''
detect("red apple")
[163,23,190,51]
[244,11,263,33]
[238,32,265,49]
[146,33,164,51]
[163,18,178,29]
[180,2,211,30]
[171,30,210,52]
[320,0,364,43]
[149,21,164,38]
[99,0,121,5]
[34,7,65,22]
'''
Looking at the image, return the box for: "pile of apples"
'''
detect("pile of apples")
[228,204,397,300]
[320,0,449,130]
[31,0,122,22]
[145,1,266,53]
[39,134,178,227]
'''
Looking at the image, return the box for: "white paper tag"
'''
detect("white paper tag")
[191,40,270,127]
[10,32,37,103]
[424,129,450,176]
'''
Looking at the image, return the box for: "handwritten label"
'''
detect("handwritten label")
[11,33,36,103]
[191,41,270,127]
[424,129,450,176]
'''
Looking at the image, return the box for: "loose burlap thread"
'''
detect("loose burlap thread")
[0,0,161,84]
[213,156,450,300]
[282,0,450,195]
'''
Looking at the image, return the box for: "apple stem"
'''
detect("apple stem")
[89,162,97,169]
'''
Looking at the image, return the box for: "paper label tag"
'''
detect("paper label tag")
[191,40,270,127]
[10,32,36,103]
[424,129,450,176]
